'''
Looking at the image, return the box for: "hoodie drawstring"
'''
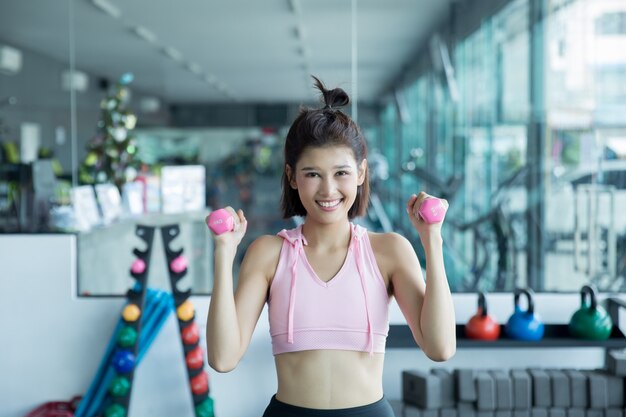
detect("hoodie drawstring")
[353,232,374,355]
[287,238,302,344]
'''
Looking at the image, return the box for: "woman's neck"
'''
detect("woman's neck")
[301,219,352,250]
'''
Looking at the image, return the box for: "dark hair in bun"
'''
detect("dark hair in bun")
[312,75,349,109]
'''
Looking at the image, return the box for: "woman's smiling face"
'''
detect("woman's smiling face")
[288,145,366,222]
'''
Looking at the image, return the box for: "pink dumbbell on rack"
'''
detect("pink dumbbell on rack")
[417,198,447,224]
[170,255,188,274]
[130,259,146,274]
[206,208,235,235]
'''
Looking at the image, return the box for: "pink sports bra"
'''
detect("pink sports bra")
[267,223,390,356]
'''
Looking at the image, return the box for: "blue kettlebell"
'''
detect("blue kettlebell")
[505,288,544,341]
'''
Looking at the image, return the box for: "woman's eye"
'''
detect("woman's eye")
[305,172,319,178]
[336,171,349,176]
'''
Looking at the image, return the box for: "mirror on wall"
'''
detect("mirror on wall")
[0,1,78,234]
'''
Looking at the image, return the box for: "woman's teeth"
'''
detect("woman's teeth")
[317,199,341,208]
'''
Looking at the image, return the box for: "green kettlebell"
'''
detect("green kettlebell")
[568,285,613,340]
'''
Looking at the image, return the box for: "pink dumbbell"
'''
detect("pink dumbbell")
[131,259,146,274]
[206,208,235,235]
[418,198,447,224]
[170,255,188,274]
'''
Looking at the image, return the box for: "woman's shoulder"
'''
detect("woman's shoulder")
[367,230,411,250]
[367,230,414,261]
[241,234,285,279]
[247,234,284,255]
[365,230,414,281]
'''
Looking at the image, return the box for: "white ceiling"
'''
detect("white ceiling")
[0,0,455,104]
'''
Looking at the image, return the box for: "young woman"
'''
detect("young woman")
[206,77,456,416]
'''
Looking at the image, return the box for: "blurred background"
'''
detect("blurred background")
[2,1,626,416]
[2,0,625,296]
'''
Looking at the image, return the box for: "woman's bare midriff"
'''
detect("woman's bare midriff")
[274,349,385,409]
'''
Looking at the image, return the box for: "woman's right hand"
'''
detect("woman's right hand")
[206,207,247,249]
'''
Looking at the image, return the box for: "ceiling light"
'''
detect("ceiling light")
[297,46,310,59]
[132,26,158,44]
[0,96,17,107]
[162,47,183,62]
[91,0,122,19]
[288,0,302,15]
[61,70,89,92]
[186,62,202,75]
[0,44,22,75]
[293,25,306,41]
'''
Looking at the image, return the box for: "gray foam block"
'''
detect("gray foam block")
[531,408,548,417]
[477,371,497,411]
[491,370,514,410]
[606,409,624,417]
[548,408,566,417]
[529,369,552,408]
[547,370,570,408]
[403,370,442,409]
[456,368,477,402]
[496,412,512,417]
[440,408,458,417]
[477,412,495,417]
[432,368,456,408]
[404,404,423,417]
[602,371,625,408]
[585,370,609,409]
[388,399,404,417]
[563,370,588,409]
[566,410,585,417]
[457,402,476,417]
[584,410,603,417]
[511,369,532,410]
[513,411,530,417]
[423,409,438,417]
[606,349,626,376]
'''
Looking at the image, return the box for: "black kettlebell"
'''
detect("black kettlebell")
[505,288,544,341]
[568,284,613,340]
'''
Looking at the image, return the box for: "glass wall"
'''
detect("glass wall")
[544,0,626,291]
[379,0,626,293]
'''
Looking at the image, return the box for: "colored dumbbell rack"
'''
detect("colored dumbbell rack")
[100,225,156,417]
[161,224,214,417]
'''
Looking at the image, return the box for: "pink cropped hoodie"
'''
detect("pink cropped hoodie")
[267,223,390,356]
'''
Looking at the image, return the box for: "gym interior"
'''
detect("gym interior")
[1,0,626,416]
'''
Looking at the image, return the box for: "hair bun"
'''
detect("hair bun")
[312,75,350,109]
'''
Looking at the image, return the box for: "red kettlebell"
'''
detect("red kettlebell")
[465,292,501,341]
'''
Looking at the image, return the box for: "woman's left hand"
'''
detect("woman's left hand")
[406,192,448,237]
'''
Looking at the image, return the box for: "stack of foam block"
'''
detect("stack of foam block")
[396,349,626,417]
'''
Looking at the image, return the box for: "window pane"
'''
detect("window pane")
[545,0,626,291]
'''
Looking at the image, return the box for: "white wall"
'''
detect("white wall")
[0,235,620,417]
